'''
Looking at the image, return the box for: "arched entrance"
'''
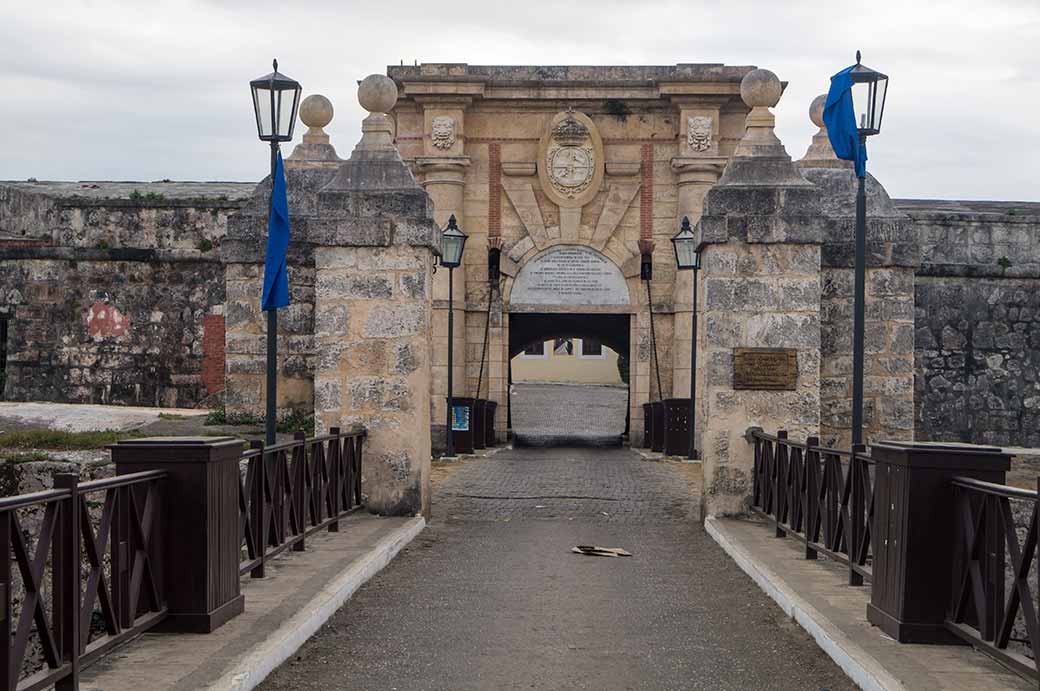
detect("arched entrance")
[508,313,630,446]
[503,245,635,447]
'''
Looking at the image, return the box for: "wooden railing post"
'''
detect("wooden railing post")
[774,431,788,538]
[804,437,819,560]
[0,510,10,691]
[110,437,245,633]
[328,428,341,533]
[292,433,307,552]
[867,441,1010,643]
[250,440,266,579]
[984,493,1004,642]
[849,444,867,586]
[52,474,80,691]
[353,433,365,507]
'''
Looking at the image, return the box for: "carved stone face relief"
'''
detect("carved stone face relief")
[431,116,455,150]
[687,115,713,152]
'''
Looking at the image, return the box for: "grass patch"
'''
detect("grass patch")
[158,412,188,420]
[205,407,315,435]
[1,451,52,463]
[0,429,150,450]
[128,189,167,203]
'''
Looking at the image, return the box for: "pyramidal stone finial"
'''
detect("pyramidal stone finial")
[286,94,342,169]
[797,94,853,169]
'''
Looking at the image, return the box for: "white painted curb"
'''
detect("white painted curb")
[705,517,906,691]
[211,516,426,691]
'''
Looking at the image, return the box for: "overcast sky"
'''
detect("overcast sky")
[2,0,1037,201]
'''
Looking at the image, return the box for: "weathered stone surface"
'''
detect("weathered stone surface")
[915,276,1040,447]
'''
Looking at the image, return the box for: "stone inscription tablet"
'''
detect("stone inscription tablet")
[511,245,628,306]
[732,348,798,390]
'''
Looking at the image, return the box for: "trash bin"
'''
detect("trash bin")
[449,396,476,454]
[485,400,497,446]
[663,398,691,456]
[866,441,1011,643]
[642,403,653,449]
[473,399,487,450]
[650,401,665,453]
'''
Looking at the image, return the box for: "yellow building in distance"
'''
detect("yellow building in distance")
[511,338,623,385]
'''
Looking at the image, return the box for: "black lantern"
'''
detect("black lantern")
[441,215,467,268]
[672,215,702,460]
[488,246,501,283]
[849,51,888,137]
[640,252,653,281]
[671,216,700,270]
[250,59,303,143]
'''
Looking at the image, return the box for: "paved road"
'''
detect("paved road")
[260,447,856,691]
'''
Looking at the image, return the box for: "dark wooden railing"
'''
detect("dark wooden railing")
[946,476,1040,680]
[748,428,875,585]
[240,427,365,578]
[0,469,166,691]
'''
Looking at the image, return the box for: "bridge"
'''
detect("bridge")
[0,62,1037,691]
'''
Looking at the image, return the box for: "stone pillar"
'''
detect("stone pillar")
[797,95,919,448]
[312,75,441,517]
[695,69,824,516]
[415,101,471,452]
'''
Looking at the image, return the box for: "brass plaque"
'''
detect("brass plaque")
[732,348,798,391]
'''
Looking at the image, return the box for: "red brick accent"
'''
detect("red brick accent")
[640,143,653,240]
[202,314,225,395]
[488,142,502,238]
[0,238,52,248]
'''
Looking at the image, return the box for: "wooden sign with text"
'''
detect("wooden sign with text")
[732,348,798,390]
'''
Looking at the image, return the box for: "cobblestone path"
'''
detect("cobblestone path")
[260,447,856,691]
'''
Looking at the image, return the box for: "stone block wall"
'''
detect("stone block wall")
[313,244,434,515]
[0,182,251,407]
[900,201,1040,447]
[802,169,918,448]
[819,267,915,446]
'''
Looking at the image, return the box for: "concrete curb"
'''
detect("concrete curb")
[209,516,426,691]
[704,517,907,691]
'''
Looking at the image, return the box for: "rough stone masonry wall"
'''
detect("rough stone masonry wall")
[903,200,1040,447]
[223,168,341,420]
[802,169,918,449]
[0,182,249,407]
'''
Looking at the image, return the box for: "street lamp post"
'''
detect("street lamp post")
[672,216,701,460]
[846,51,888,447]
[440,215,467,457]
[250,59,302,445]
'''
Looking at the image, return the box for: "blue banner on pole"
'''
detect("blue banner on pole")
[261,151,290,311]
[823,64,867,178]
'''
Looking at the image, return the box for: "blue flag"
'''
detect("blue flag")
[823,64,867,178]
[261,152,290,311]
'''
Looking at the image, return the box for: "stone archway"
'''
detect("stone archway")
[503,245,635,446]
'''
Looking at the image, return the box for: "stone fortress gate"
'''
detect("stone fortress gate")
[6,61,1038,518]
[390,64,755,454]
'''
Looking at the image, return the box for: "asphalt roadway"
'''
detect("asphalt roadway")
[259,447,856,691]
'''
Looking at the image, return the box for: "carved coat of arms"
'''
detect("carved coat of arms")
[431,116,455,150]
[687,115,713,152]
[546,110,595,199]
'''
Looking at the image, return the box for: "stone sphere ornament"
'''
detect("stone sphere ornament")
[810,94,827,128]
[299,94,334,129]
[358,74,398,114]
[740,68,782,108]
